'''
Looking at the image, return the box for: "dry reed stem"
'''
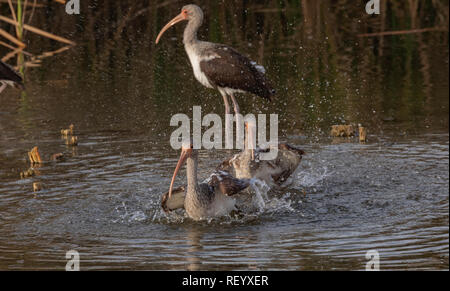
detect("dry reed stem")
[7,0,20,37]
[0,40,17,50]
[358,27,447,37]
[0,0,43,6]
[27,0,39,25]
[21,61,41,68]
[1,48,22,62]
[39,46,71,57]
[0,40,32,57]
[23,0,29,31]
[0,28,26,48]
[0,15,76,46]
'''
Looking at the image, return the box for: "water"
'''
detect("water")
[0,1,449,270]
[0,116,447,270]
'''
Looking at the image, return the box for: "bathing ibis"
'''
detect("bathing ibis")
[161,124,305,214]
[155,4,274,116]
[218,122,305,186]
[161,141,251,220]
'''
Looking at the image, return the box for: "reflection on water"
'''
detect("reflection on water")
[0,1,448,270]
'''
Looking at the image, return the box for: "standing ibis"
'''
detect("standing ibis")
[162,141,252,220]
[155,4,275,116]
[0,60,24,94]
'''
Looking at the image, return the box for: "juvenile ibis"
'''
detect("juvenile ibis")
[162,141,251,220]
[0,60,24,94]
[161,124,306,215]
[155,4,275,116]
[218,122,305,186]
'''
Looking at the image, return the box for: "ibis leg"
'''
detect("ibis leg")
[221,92,231,115]
[0,83,6,94]
[230,93,240,114]
[221,91,234,149]
[230,93,245,149]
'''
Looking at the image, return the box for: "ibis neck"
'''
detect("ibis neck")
[244,131,255,154]
[186,155,199,194]
[183,17,202,45]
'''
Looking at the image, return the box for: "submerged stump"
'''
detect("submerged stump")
[28,147,43,164]
[359,126,368,142]
[330,125,355,137]
[20,168,36,179]
[61,124,75,136]
[65,136,78,146]
[33,182,43,192]
[51,153,65,162]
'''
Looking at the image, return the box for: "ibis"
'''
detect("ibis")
[162,141,251,220]
[155,4,274,116]
[218,122,305,186]
[161,124,305,216]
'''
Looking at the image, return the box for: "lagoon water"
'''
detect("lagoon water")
[0,1,448,270]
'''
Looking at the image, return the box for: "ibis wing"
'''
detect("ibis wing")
[215,155,235,173]
[279,143,305,157]
[271,144,305,185]
[0,61,23,87]
[209,172,250,196]
[161,186,186,212]
[200,45,274,100]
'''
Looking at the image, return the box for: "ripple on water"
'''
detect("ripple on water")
[0,133,448,270]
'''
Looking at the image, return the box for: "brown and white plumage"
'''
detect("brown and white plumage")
[156,4,274,115]
[218,143,305,187]
[162,132,305,214]
[199,44,274,101]
[217,122,305,186]
[162,143,251,220]
[0,60,24,94]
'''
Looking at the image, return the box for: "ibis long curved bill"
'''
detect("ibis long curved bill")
[155,11,188,44]
[168,147,191,199]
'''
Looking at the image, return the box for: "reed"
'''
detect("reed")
[0,0,75,72]
[16,0,24,74]
[16,0,22,39]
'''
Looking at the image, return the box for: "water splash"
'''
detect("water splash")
[143,177,302,225]
[249,179,270,211]
[113,201,148,223]
[293,166,331,188]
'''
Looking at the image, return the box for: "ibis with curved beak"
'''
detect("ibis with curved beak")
[0,60,24,94]
[218,122,305,186]
[162,124,305,214]
[162,142,251,220]
[155,4,275,116]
